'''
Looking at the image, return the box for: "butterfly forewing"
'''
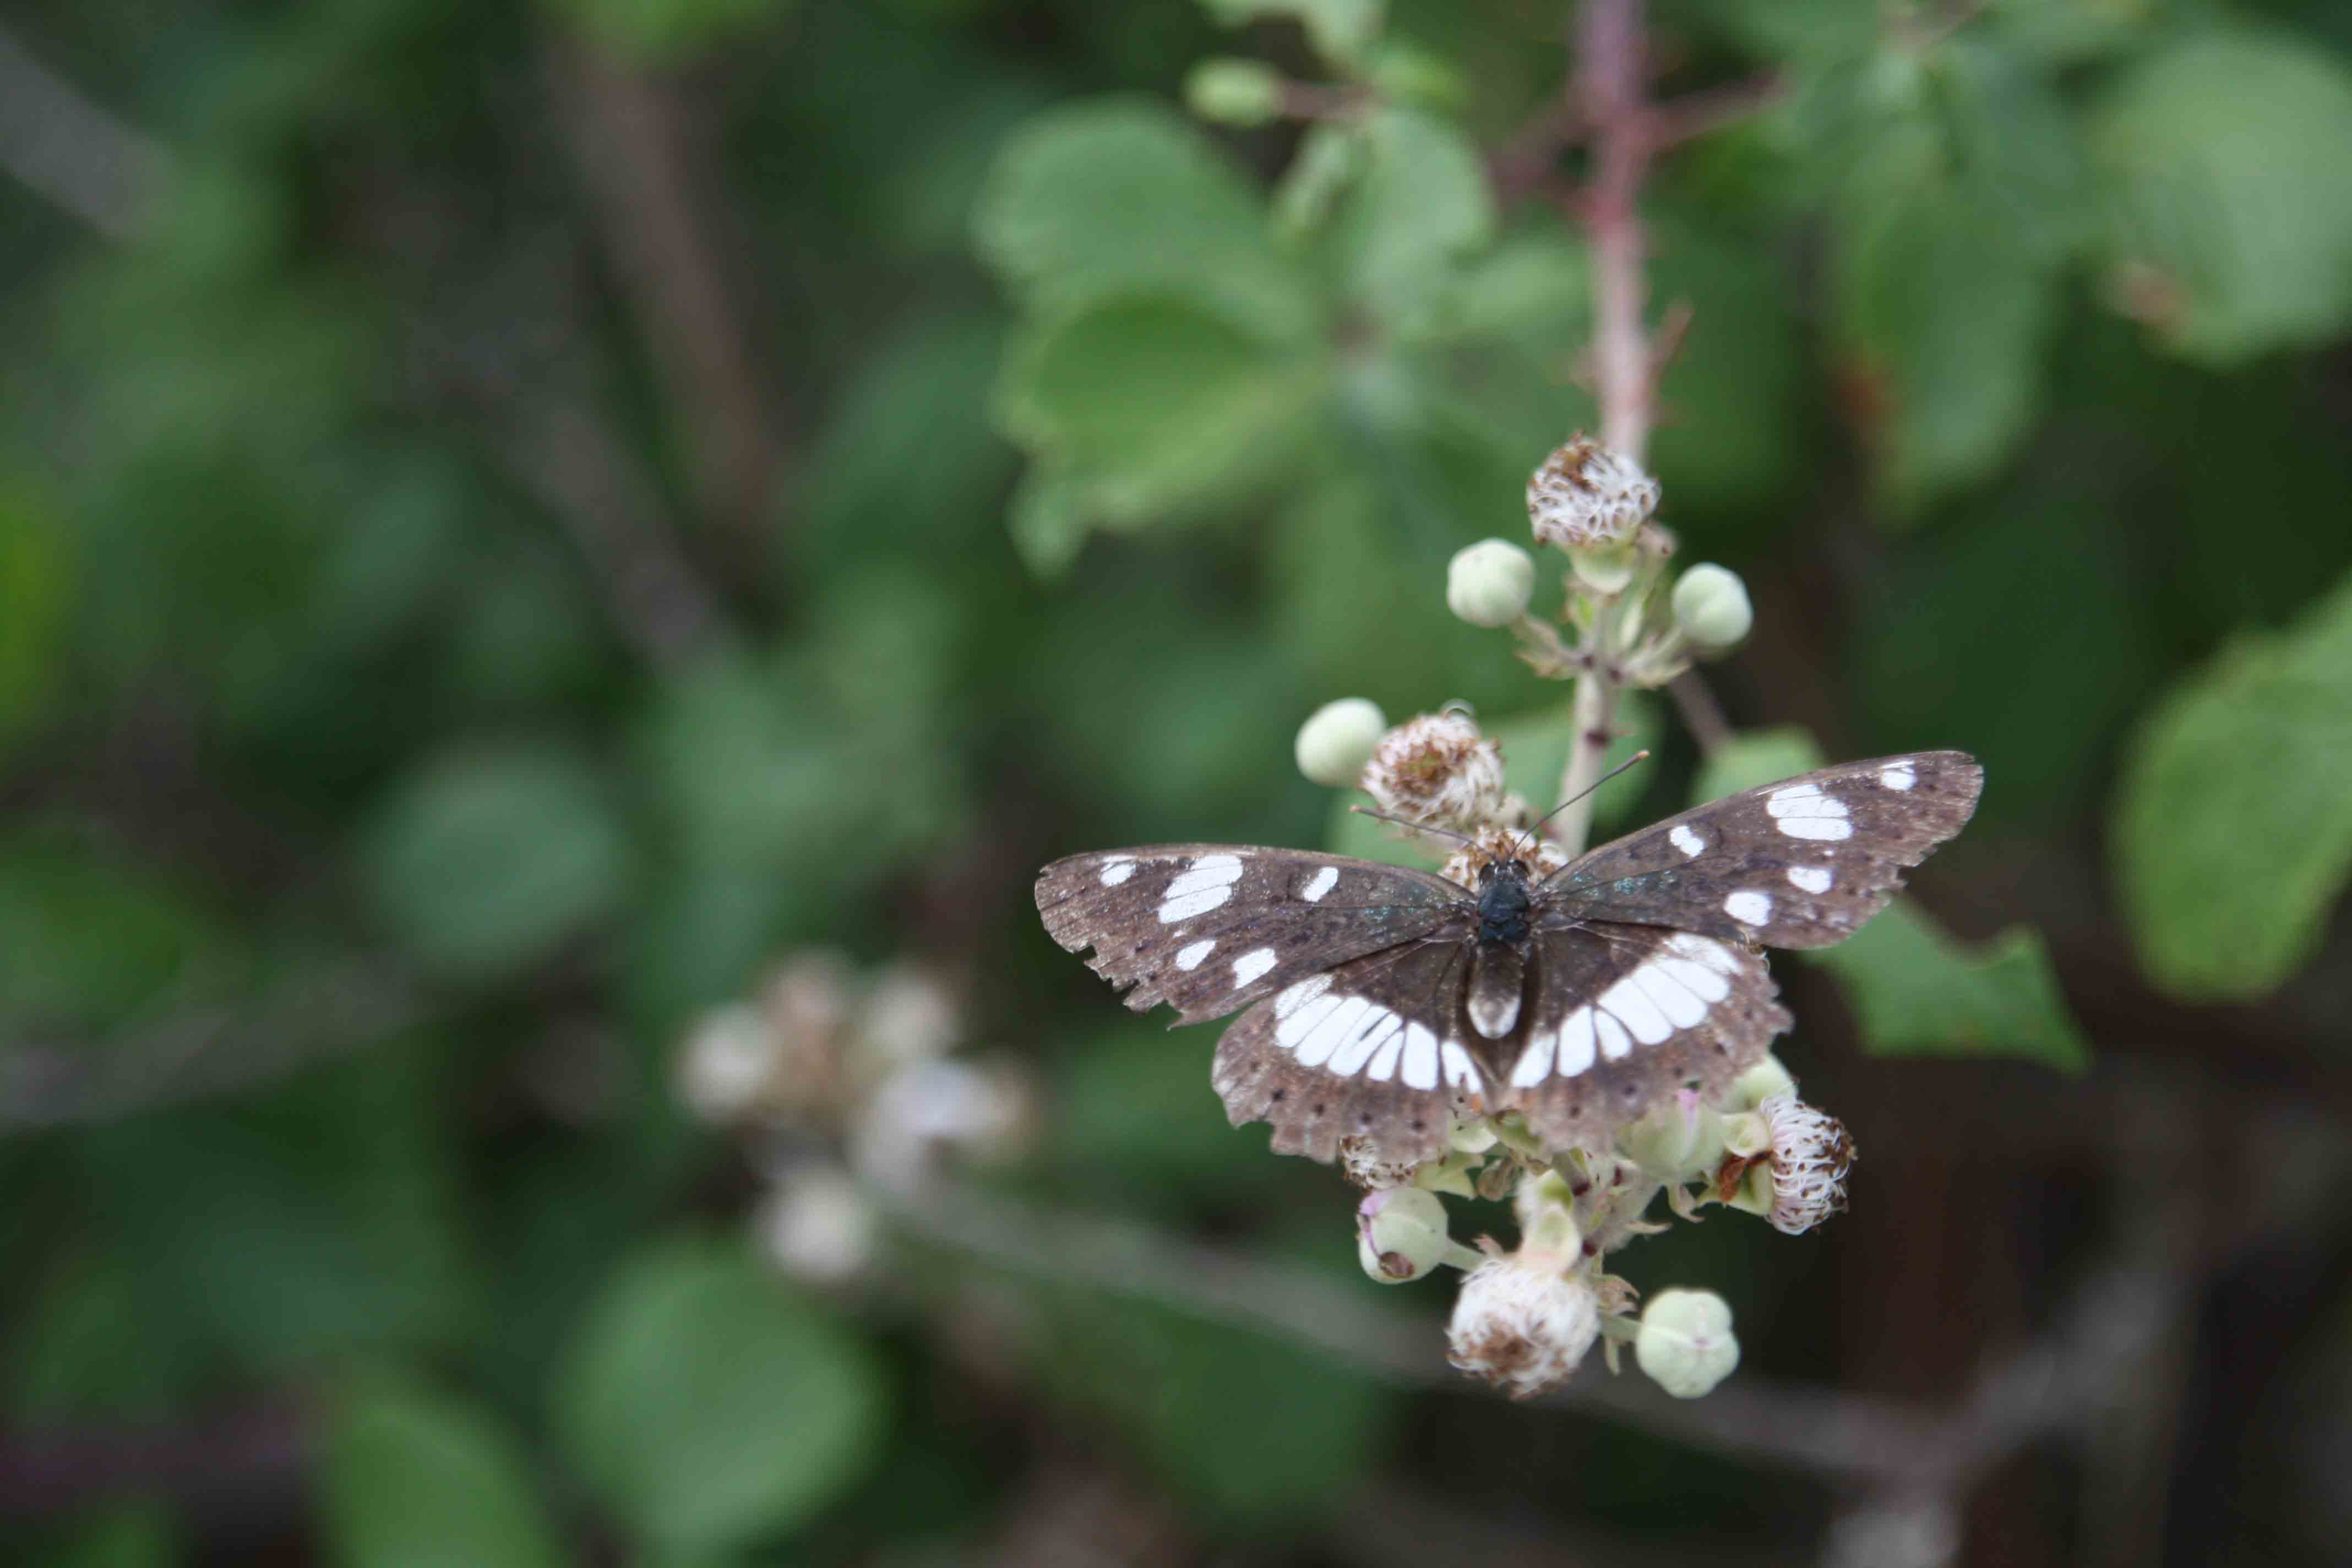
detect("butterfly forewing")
[1210,938,1485,1166]
[1542,752,1982,949]
[1035,846,1468,1025]
[1498,924,1790,1153]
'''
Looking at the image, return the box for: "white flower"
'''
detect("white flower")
[1360,711,1507,831]
[1527,434,1659,552]
[1635,1288,1740,1398]
[1446,538,1536,627]
[852,1058,1033,1186]
[676,1004,778,1122]
[755,1168,877,1286]
[1671,563,1754,651]
[1355,1187,1454,1284]
[1732,1094,1855,1235]
[1447,1256,1600,1399]
[858,964,961,1068]
[1437,826,1567,889]
[1294,697,1388,788]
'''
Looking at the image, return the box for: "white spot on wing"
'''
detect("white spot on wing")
[1555,1009,1597,1076]
[1099,858,1136,886]
[1288,995,1369,1067]
[1593,1009,1633,1060]
[1231,947,1277,987]
[1158,854,1245,923]
[1669,824,1705,858]
[1654,956,1730,1005]
[1329,1008,1401,1076]
[1510,1028,1555,1087]
[1627,962,1709,1029]
[1402,1025,1439,1090]
[1300,865,1339,902]
[1766,785,1853,842]
[1880,761,1917,791]
[1787,865,1832,895]
[1440,1040,1477,1088]
[1724,889,1773,925]
[1366,1030,1406,1082]
[1175,939,1216,971]
[1667,932,1741,975]
[1275,975,1331,1017]
[1598,975,1674,1044]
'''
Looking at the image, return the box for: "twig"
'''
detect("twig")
[1668,668,1733,758]
[1577,0,1656,460]
[548,33,785,554]
[0,25,171,240]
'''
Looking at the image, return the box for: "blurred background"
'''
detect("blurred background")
[4,1,2351,1564]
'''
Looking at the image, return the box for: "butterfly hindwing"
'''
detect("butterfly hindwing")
[1035,846,1467,1026]
[1542,752,1982,949]
[1210,938,1487,1166]
[1497,923,1790,1154]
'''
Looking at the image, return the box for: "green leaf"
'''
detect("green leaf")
[33,1505,178,1568]
[555,1237,888,1556]
[321,1377,566,1568]
[1046,1292,1392,1520]
[995,295,1319,528]
[2088,30,2352,364]
[1057,1025,1281,1204]
[0,483,70,760]
[974,100,1314,341]
[1199,0,1383,66]
[545,0,796,64]
[360,743,634,982]
[1696,729,2087,1069]
[2115,569,2352,999]
[1643,220,1811,521]
[1835,181,2056,512]
[1327,106,1495,331]
[1811,902,2088,1071]
[0,832,240,1030]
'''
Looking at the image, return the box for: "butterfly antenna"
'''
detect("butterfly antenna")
[1515,749,1652,859]
[1347,805,1480,847]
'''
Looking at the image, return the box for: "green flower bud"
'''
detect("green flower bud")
[1294,697,1386,788]
[1671,563,1753,651]
[1366,41,1468,110]
[1357,1186,1453,1284]
[1718,1053,1797,1113]
[1446,538,1536,627]
[1184,58,1285,127]
[1635,1288,1740,1398]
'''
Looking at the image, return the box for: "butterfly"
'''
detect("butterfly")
[1035,753,1981,1168]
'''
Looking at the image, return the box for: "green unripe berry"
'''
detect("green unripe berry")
[1295,697,1386,788]
[1672,563,1753,650]
[1446,538,1536,627]
[1185,59,1285,127]
[1635,1288,1740,1398]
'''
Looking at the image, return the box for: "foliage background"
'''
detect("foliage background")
[4,0,2352,1562]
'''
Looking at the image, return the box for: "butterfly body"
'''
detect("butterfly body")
[1036,752,1981,1167]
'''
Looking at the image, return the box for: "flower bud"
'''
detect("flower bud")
[1356,1187,1453,1283]
[1670,563,1752,651]
[1447,1257,1600,1398]
[1295,697,1387,788]
[1360,711,1507,830]
[755,1169,876,1286]
[1184,58,1284,126]
[1528,434,1658,552]
[1446,538,1536,627]
[1717,1053,1797,1114]
[1635,1288,1740,1398]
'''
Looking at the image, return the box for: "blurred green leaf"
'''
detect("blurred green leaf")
[555,1237,888,1556]
[1327,106,1496,330]
[1697,729,2086,1068]
[361,743,634,982]
[975,101,1315,340]
[1199,0,1382,66]
[546,0,796,64]
[2116,568,2352,1000]
[1643,220,1811,522]
[13,1249,200,1419]
[995,295,1320,544]
[83,1049,475,1372]
[1836,181,2056,512]
[1058,1024,1279,1203]
[2089,30,2352,364]
[1048,1293,1392,1521]
[0,832,239,1030]
[321,1376,566,1568]
[32,1505,178,1568]
[0,484,69,760]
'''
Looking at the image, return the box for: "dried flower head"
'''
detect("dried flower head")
[1439,826,1569,890]
[1340,1135,1418,1190]
[1752,1093,1855,1235]
[1447,1255,1601,1398]
[1527,434,1659,552]
[1361,711,1507,831]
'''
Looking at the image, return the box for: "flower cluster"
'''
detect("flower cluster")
[677,951,1035,1283]
[1282,435,1853,1402]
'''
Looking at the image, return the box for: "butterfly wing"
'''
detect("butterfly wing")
[1035,846,1470,1026]
[1210,937,1488,1167]
[1542,752,1983,949]
[1496,923,1790,1154]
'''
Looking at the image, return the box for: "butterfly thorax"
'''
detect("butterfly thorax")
[1474,860,1536,948]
